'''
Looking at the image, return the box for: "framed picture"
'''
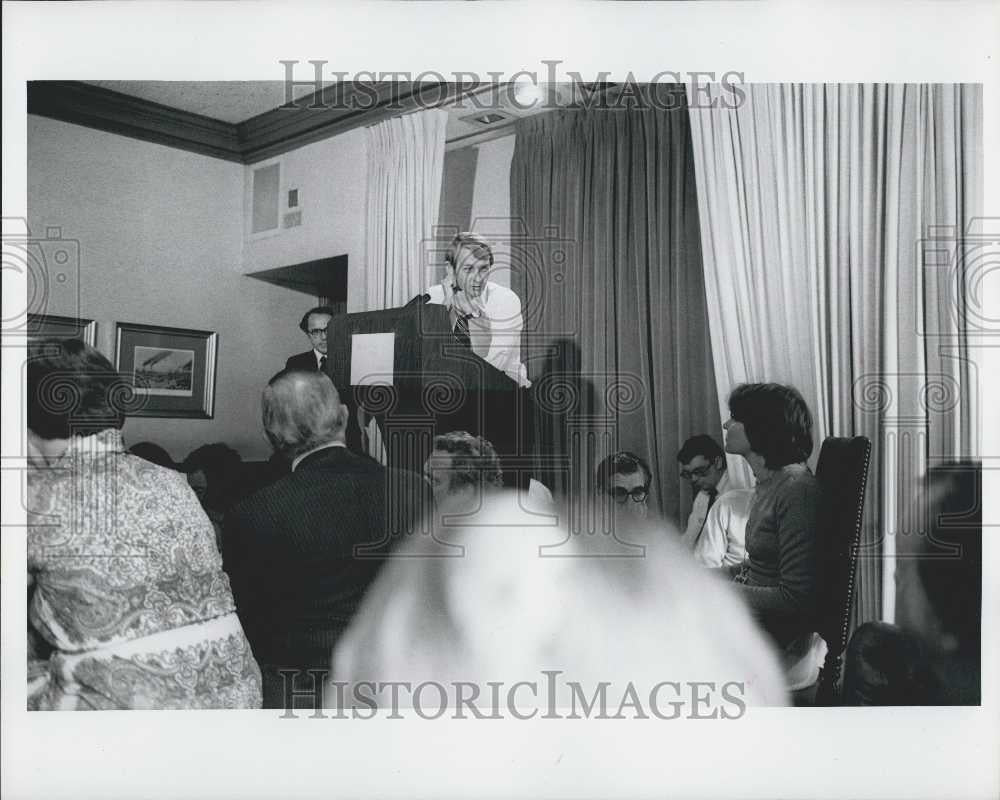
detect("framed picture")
[26,313,97,346]
[115,322,218,418]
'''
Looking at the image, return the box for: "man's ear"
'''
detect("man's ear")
[337,403,350,432]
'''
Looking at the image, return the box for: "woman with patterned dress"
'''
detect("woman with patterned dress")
[723,383,825,689]
[26,339,261,709]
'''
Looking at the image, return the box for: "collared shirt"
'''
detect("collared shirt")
[692,487,754,568]
[681,471,735,547]
[312,349,325,370]
[426,280,530,387]
[291,441,346,472]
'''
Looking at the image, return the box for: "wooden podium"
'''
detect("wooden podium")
[324,303,534,488]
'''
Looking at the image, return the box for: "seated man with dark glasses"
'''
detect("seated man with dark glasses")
[594,451,652,520]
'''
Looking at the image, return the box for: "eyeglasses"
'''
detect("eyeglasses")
[680,464,713,481]
[607,486,649,505]
[308,326,328,337]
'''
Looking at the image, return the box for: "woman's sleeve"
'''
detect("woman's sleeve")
[738,478,820,619]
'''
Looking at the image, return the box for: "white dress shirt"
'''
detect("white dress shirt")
[680,472,752,567]
[426,280,530,387]
[691,487,754,568]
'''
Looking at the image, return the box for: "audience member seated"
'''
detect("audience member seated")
[127,440,177,470]
[594,451,652,520]
[423,431,504,514]
[222,369,430,710]
[724,382,825,690]
[26,339,261,709]
[841,621,937,705]
[182,442,246,545]
[891,461,982,705]
[677,434,754,568]
[329,492,789,712]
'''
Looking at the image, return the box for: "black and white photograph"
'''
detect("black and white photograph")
[2,2,997,800]
[114,321,217,416]
[132,346,195,396]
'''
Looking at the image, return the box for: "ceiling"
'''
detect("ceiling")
[84,81,318,124]
[79,80,567,148]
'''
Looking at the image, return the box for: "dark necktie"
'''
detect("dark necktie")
[696,489,719,539]
[453,314,473,349]
[319,355,327,372]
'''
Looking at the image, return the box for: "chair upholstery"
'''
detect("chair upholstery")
[812,436,872,705]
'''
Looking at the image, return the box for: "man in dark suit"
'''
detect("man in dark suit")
[286,305,334,372]
[222,369,429,709]
[286,305,366,454]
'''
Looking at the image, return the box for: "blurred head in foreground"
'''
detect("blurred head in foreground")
[894,461,981,704]
[329,492,788,714]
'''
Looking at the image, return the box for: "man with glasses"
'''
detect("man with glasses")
[286,306,334,372]
[595,451,652,520]
[286,306,366,455]
[677,434,752,567]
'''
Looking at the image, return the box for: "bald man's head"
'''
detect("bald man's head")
[261,369,348,459]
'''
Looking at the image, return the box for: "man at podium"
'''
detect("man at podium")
[420,232,530,388]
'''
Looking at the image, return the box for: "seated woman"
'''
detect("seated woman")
[182,442,246,548]
[723,382,823,687]
[26,340,261,709]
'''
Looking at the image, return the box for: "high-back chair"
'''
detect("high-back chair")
[813,436,872,705]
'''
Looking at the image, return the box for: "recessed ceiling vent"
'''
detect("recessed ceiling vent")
[460,111,510,126]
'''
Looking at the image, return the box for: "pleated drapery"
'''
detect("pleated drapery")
[510,86,719,525]
[687,83,981,630]
[364,109,449,311]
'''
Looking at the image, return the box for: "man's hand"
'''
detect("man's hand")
[438,276,485,318]
[451,288,486,318]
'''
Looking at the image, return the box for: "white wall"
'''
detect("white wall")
[27,115,306,461]
[242,128,368,312]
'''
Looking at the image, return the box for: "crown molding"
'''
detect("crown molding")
[238,81,471,163]
[28,80,478,165]
[28,81,245,162]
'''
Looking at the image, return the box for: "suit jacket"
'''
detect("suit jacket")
[221,446,430,674]
[285,350,321,371]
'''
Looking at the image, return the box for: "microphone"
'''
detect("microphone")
[403,292,431,308]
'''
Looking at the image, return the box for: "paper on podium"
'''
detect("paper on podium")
[350,332,395,385]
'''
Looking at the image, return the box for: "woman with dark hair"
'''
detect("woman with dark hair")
[182,442,246,547]
[723,383,823,687]
[26,339,261,709]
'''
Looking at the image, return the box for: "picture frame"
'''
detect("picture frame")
[26,313,98,346]
[114,322,218,418]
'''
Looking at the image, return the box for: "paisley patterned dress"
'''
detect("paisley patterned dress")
[27,430,262,709]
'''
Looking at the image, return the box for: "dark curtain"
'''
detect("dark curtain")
[509,86,718,524]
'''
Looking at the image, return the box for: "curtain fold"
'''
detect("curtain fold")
[364,109,449,311]
[687,83,980,630]
[510,87,718,524]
